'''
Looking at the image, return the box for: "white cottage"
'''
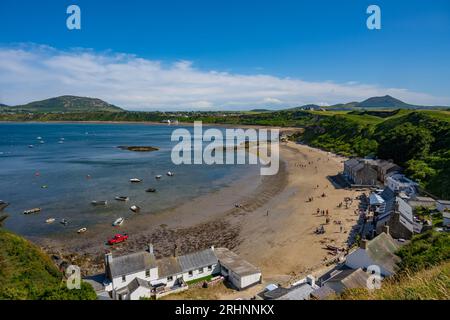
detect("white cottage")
[102,245,260,299]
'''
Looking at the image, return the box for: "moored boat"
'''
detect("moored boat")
[145,188,156,193]
[155,175,162,180]
[115,196,130,202]
[130,205,140,213]
[45,218,55,224]
[113,217,124,226]
[130,178,142,183]
[91,200,108,206]
[77,227,87,234]
[167,171,174,176]
[23,208,41,215]
[60,219,69,225]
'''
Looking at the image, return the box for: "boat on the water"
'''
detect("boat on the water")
[45,218,55,224]
[167,171,174,176]
[28,145,34,148]
[130,205,140,213]
[145,188,156,193]
[23,208,41,215]
[130,178,142,183]
[60,219,69,225]
[155,175,162,180]
[77,227,87,234]
[91,200,108,206]
[115,196,130,202]
[113,217,124,226]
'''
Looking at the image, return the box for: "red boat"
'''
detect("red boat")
[108,233,129,245]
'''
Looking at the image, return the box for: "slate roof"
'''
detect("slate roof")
[178,248,218,272]
[380,187,396,201]
[155,248,218,278]
[345,158,360,169]
[366,233,401,275]
[215,247,260,277]
[275,283,315,300]
[325,268,370,291]
[438,200,450,205]
[127,278,151,294]
[310,286,336,300]
[107,251,157,278]
[156,256,183,278]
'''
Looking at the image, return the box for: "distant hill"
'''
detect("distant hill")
[0,96,123,113]
[356,95,415,108]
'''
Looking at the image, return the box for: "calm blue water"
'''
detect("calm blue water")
[0,123,258,237]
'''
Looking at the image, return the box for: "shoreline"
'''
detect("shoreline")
[36,141,364,289]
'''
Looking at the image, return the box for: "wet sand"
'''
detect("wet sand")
[38,141,364,285]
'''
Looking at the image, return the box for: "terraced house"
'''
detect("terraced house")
[99,245,261,300]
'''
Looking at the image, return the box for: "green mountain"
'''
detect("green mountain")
[0,227,96,300]
[1,96,123,113]
[355,95,415,108]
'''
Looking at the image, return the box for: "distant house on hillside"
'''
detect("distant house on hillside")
[345,227,402,277]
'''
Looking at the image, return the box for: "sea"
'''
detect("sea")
[0,123,259,237]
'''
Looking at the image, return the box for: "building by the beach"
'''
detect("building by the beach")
[89,245,262,300]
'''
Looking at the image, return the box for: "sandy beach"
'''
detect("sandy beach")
[38,139,364,296]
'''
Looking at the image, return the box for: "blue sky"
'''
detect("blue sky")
[0,0,449,110]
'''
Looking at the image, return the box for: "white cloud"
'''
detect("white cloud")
[0,45,448,110]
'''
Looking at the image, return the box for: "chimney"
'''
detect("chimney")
[360,239,369,250]
[306,275,315,287]
[148,243,154,255]
[105,252,113,265]
[382,225,390,235]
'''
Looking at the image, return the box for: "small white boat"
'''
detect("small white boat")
[60,219,69,226]
[24,208,41,215]
[28,145,34,148]
[58,141,64,144]
[77,227,87,234]
[167,171,174,177]
[39,140,45,144]
[113,217,124,226]
[155,175,162,180]
[130,178,142,183]
[91,200,108,206]
[45,218,55,224]
[37,136,42,140]
[115,196,129,202]
[130,205,140,213]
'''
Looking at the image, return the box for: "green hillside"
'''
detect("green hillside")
[0,228,96,300]
[0,96,123,113]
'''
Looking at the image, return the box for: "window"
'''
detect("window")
[167,276,173,281]
[207,265,213,271]
[145,269,150,278]
[121,275,126,282]
[198,268,204,274]
[188,271,193,277]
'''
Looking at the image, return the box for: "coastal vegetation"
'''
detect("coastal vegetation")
[0,228,96,300]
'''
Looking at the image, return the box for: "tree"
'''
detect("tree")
[377,123,434,165]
